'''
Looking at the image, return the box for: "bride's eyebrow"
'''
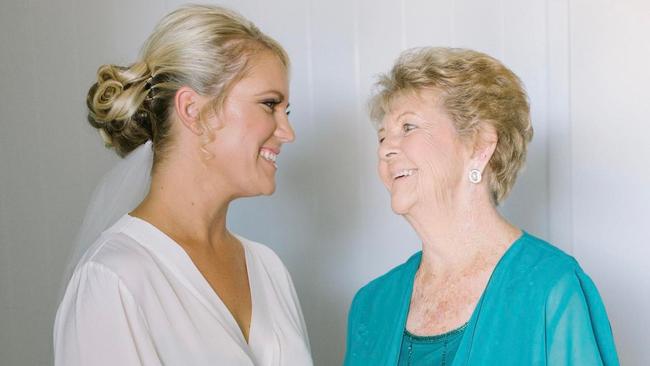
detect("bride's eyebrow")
[255,90,285,101]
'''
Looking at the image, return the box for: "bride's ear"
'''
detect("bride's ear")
[174,87,210,136]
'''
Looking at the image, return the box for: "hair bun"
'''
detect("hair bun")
[87,62,154,156]
[94,76,124,115]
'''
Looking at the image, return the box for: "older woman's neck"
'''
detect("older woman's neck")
[405,196,521,275]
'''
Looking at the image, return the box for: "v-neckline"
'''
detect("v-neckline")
[396,231,528,365]
[122,214,257,347]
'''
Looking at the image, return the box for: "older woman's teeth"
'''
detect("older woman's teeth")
[393,169,415,179]
[260,150,278,168]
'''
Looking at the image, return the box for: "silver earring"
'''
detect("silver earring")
[469,169,482,184]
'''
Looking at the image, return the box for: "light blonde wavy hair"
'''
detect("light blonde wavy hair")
[87,4,289,164]
[369,47,533,204]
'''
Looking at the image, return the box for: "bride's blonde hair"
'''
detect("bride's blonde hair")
[87,4,288,164]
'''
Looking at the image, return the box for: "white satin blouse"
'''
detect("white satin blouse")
[54,215,312,366]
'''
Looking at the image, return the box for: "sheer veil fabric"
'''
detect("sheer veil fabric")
[58,141,153,301]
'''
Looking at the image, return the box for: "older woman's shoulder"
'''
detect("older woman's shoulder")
[502,231,589,293]
[515,232,580,270]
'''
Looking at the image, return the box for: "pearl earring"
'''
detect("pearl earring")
[469,169,482,184]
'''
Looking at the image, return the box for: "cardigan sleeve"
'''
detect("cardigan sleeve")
[545,268,620,365]
[344,288,361,364]
[54,262,161,366]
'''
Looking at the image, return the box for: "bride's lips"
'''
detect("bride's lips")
[259,147,280,168]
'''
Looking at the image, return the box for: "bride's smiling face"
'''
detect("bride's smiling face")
[203,51,294,198]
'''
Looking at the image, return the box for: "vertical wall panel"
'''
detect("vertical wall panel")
[228,0,320,269]
[570,0,650,364]
[354,0,419,283]
[498,0,550,241]
[403,0,454,48]
[224,1,352,364]
[546,0,572,250]
[452,0,504,56]
[30,0,89,309]
[227,1,365,364]
[1,1,50,364]
[291,2,360,363]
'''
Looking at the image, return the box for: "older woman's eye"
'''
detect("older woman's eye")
[403,123,416,133]
[378,136,386,144]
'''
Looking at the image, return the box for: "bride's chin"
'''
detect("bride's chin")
[258,179,276,196]
[261,186,276,196]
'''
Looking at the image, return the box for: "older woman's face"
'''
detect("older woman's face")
[377,90,472,215]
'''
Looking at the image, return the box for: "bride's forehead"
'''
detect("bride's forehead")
[229,56,288,93]
[246,52,288,77]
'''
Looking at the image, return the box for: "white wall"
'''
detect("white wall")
[0,0,647,365]
[569,1,650,364]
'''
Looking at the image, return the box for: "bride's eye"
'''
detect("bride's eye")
[262,99,281,112]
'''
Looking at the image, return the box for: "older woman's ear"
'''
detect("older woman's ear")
[470,123,498,172]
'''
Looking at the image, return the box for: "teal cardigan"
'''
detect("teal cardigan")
[344,232,619,365]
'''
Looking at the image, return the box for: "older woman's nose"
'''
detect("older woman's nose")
[378,137,399,160]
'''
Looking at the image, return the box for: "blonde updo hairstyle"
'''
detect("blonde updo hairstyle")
[369,47,533,204]
[87,4,289,165]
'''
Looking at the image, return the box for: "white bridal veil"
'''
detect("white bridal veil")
[58,141,153,300]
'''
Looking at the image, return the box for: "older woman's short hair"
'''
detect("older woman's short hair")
[369,47,533,204]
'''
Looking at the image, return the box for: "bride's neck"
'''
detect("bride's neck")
[131,164,233,249]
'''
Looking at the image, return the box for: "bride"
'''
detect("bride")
[54,5,312,365]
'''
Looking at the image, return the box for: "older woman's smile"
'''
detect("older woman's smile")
[392,169,418,180]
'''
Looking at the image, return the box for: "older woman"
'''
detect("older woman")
[54,5,311,365]
[344,48,618,365]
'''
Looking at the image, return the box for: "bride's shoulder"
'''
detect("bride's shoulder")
[71,217,163,292]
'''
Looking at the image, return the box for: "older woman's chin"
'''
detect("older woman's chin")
[390,197,415,215]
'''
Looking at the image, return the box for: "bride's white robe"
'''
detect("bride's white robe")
[54,215,312,366]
